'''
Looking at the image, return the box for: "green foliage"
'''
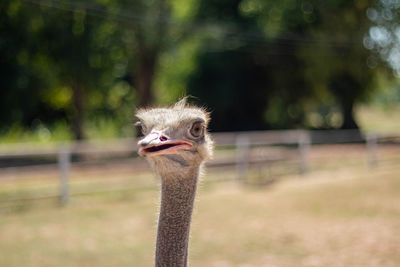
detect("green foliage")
[0,0,136,140]
[0,0,397,139]
[365,0,400,76]
[0,118,136,143]
[0,122,73,144]
[154,36,201,104]
[86,117,135,140]
[186,0,379,130]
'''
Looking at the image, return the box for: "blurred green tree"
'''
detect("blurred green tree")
[0,0,388,139]
[364,0,400,77]
[38,0,136,139]
[186,0,272,131]
[297,0,376,129]
[0,0,186,139]
[187,0,377,130]
[0,1,57,130]
[131,0,171,107]
[362,0,400,108]
[1,0,136,139]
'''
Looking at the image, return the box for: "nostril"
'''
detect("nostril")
[139,140,149,147]
[160,136,168,142]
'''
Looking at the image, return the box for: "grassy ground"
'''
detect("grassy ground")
[0,146,399,267]
[355,104,400,133]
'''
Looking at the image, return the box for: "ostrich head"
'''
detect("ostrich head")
[136,99,213,178]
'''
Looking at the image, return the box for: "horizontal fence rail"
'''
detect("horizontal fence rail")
[0,130,399,205]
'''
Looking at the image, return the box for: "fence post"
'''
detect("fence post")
[298,131,311,174]
[236,134,249,182]
[366,134,378,168]
[58,146,70,205]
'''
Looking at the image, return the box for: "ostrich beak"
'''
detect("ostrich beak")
[138,131,192,157]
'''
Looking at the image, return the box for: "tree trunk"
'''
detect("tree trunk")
[328,73,360,130]
[134,0,168,108]
[136,49,157,108]
[341,101,359,130]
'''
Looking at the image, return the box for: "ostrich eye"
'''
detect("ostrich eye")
[189,121,204,138]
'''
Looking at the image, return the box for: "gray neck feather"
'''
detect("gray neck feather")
[155,167,200,267]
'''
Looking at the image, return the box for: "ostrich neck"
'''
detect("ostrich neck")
[155,167,199,267]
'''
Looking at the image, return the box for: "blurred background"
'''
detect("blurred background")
[1,0,400,266]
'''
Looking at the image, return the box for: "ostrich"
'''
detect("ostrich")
[136,99,213,267]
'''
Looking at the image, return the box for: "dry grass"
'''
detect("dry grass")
[0,145,400,267]
[192,166,400,267]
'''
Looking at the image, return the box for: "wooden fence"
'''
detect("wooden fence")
[0,129,398,205]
